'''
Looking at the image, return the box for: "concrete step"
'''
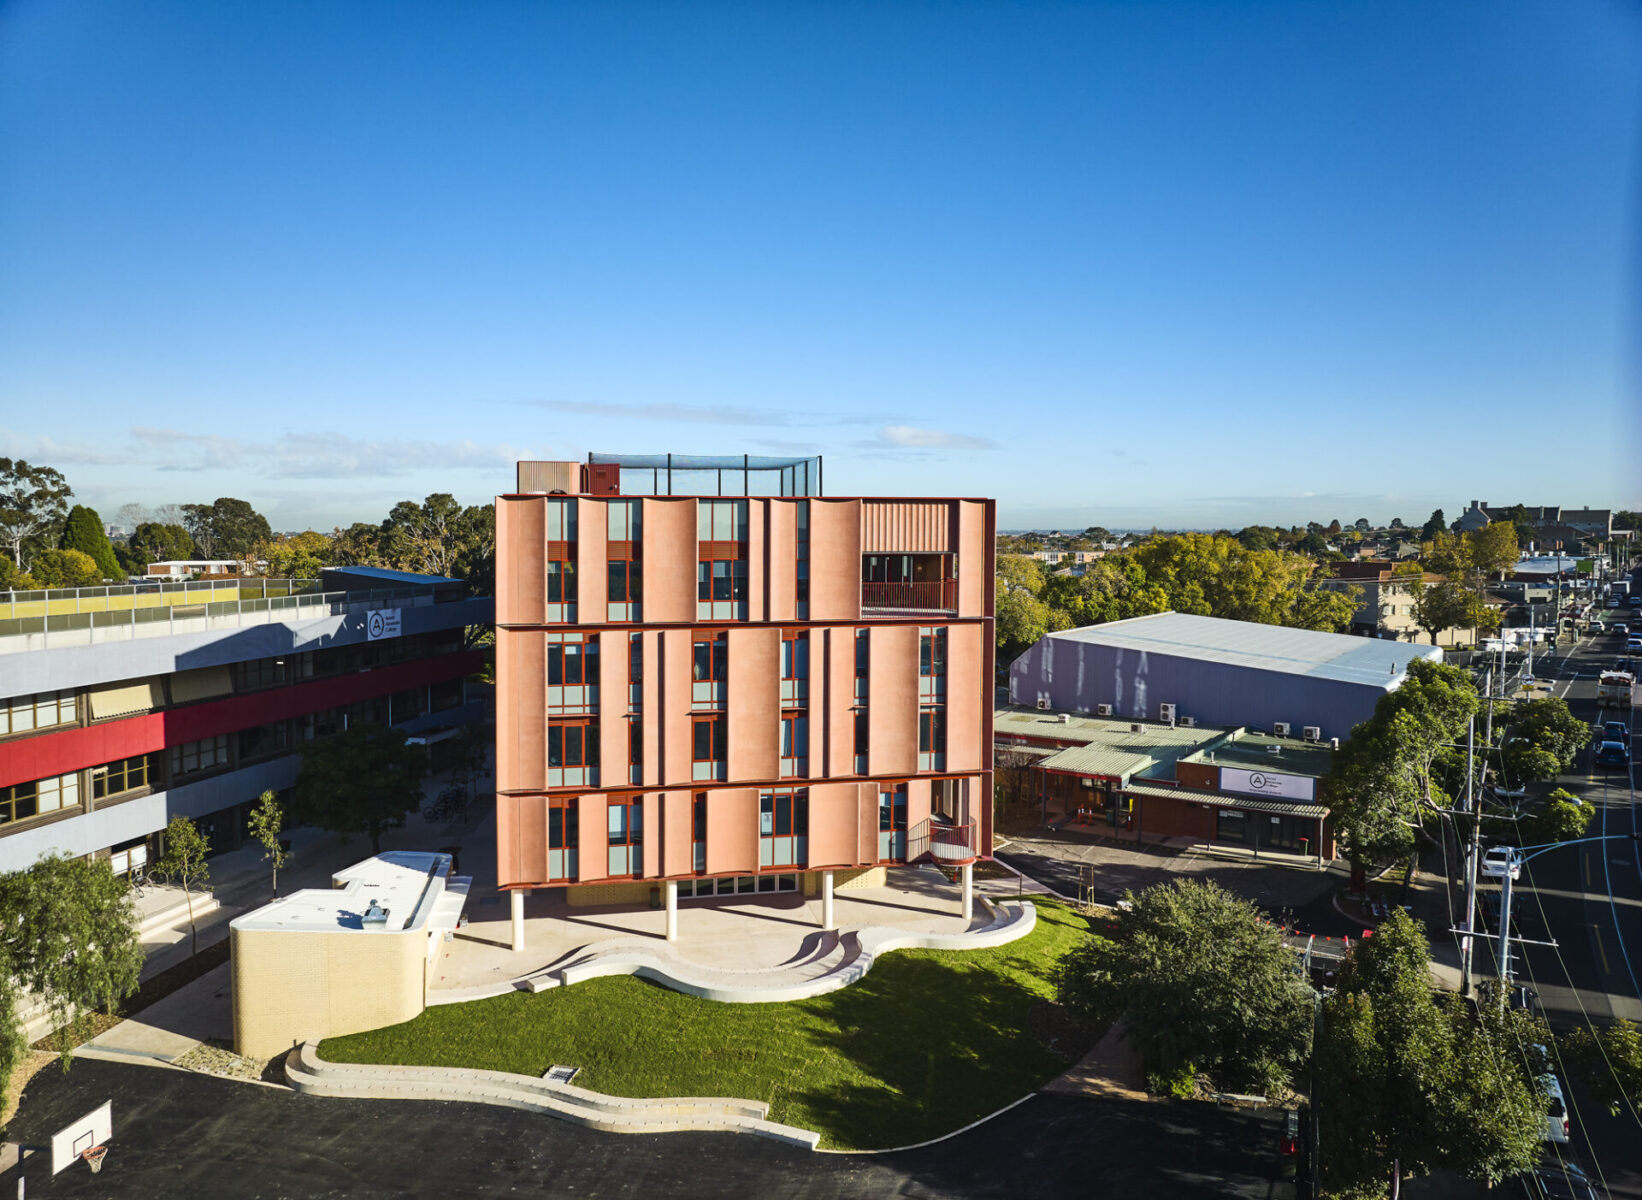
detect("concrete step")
[138,888,220,942]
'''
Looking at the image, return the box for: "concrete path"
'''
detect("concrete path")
[77,963,234,1067]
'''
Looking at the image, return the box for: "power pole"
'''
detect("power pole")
[1460,715,1480,996]
[1497,855,1516,1002]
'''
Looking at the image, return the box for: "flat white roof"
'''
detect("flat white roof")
[231,850,462,935]
[1042,612,1442,689]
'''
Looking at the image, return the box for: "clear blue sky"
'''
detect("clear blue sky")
[2,1,1639,533]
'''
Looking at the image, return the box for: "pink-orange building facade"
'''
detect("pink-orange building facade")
[494,455,995,943]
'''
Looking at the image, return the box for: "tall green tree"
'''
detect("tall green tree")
[256,529,332,578]
[128,521,196,565]
[153,815,212,956]
[1561,1019,1642,1116]
[1316,912,1543,1197]
[1526,788,1592,845]
[1419,508,1447,542]
[58,504,123,580]
[0,971,26,1108]
[182,498,272,559]
[0,854,143,1064]
[1470,522,1519,579]
[1405,573,1495,644]
[1056,879,1312,1095]
[0,458,72,569]
[295,724,427,854]
[1497,696,1589,786]
[28,548,102,588]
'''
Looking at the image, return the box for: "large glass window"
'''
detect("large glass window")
[607,797,643,877]
[1,772,81,825]
[759,787,808,867]
[780,712,808,778]
[878,783,908,861]
[548,638,597,686]
[1,690,77,735]
[92,754,159,800]
[692,633,729,683]
[548,796,578,880]
[548,720,599,769]
[170,735,229,778]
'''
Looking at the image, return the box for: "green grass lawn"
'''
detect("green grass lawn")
[320,900,1098,1149]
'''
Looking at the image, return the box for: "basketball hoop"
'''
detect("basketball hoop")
[82,1145,108,1173]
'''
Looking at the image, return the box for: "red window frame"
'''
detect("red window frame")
[692,631,729,683]
[548,718,599,769]
[547,539,577,604]
[692,714,726,763]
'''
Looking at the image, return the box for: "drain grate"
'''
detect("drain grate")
[544,1065,579,1085]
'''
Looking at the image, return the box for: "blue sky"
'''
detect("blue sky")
[2,1,1639,532]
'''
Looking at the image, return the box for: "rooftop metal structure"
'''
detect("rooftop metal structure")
[589,452,823,498]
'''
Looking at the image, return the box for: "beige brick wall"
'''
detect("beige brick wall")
[232,926,427,1060]
[833,866,887,891]
[566,880,656,907]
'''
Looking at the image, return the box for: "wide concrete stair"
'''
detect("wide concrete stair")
[284,1042,821,1148]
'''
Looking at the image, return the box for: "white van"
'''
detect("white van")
[1539,1074,1570,1143]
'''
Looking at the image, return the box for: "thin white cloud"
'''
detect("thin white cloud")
[876,425,996,450]
[524,399,876,428]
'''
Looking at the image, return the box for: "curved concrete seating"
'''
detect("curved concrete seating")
[431,898,1036,1007]
[285,1042,820,1148]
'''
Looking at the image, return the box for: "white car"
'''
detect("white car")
[1482,846,1521,880]
[1538,1074,1571,1143]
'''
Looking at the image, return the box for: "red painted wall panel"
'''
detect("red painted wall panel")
[0,650,483,790]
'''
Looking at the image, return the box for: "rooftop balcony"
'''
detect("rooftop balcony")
[861,553,957,614]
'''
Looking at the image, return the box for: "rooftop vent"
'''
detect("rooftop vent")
[362,899,390,927]
[1130,723,1144,734]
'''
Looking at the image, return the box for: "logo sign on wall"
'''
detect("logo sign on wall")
[1219,766,1315,802]
[366,609,403,642]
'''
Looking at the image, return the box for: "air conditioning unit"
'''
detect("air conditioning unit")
[1303,726,1322,742]
[1179,716,1196,728]
[1130,723,1144,734]
[1273,722,1292,737]
[1159,702,1176,724]
[1036,698,1050,711]
[1096,703,1113,717]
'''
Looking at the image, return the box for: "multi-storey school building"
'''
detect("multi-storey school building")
[494,454,995,946]
[0,567,490,877]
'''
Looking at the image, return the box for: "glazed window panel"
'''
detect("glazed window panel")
[0,771,81,825]
[91,754,159,800]
[759,787,808,868]
[607,797,643,877]
[1,689,77,735]
[169,734,229,778]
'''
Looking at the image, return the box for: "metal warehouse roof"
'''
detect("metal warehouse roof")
[1043,612,1441,689]
[1123,779,1329,820]
[996,706,1226,783]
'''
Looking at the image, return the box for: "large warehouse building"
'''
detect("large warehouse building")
[1008,612,1442,741]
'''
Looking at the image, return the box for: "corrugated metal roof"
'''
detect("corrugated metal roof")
[1044,612,1441,689]
[1123,778,1329,819]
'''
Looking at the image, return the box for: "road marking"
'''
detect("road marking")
[1594,925,1610,975]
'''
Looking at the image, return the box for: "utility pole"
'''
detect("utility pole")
[1460,715,1480,996]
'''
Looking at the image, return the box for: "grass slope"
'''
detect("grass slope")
[321,900,1095,1149]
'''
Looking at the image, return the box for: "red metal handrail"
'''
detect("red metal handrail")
[929,821,975,858]
[861,580,958,611]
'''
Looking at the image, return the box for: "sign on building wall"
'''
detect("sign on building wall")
[1219,766,1315,802]
[367,609,402,641]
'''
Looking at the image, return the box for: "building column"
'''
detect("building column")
[665,880,679,942]
[821,870,835,931]
[510,889,525,953]
[961,862,974,924]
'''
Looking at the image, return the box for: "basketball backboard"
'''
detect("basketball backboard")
[50,1100,111,1174]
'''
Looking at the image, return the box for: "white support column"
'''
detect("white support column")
[821,870,835,931]
[665,880,679,942]
[961,862,974,923]
[510,889,525,953]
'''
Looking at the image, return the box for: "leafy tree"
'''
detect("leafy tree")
[1497,696,1589,785]
[1561,1019,1642,1116]
[1326,519,1343,535]
[28,547,102,588]
[153,815,212,956]
[257,529,332,578]
[1419,509,1447,542]
[0,557,37,590]
[1527,788,1592,846]
[1328,660,1479,879]
[0,971,25,1107]
[330,521,389,567]
[1056,879,1311,1095]
[295,723,427,854]
[1316,912,1542,1197]
[1390,517,1405,530]
[1470,522,1518,579]
[450,724,491,802]
[182,498,272,559]
[0,854,142,1065]
[128,521,196,565]
[1406,574,1495,644]
[247,789,291,897]
[58,504,122,579]
[0,458,72,569]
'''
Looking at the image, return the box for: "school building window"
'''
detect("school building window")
[92,754,159,800]
[692,715,726,781]
[1,772,81,826]
[170,734,229,779]
[607,797,643,877]
[759,787,808,867]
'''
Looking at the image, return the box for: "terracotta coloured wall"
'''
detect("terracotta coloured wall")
[860,500,952,553]
[956,500,989,618]
[856,783,878,864]
[945,622,984,773]
[705,787,759,874]
[600,629,628,779]
[727,627,779,782]
[496,633,545,793]
[765,501,797,621]
[905,777,931,832]
[642,499,697,623]
[641,630,662,787]
[496,496,545,626]
[662,790,692,876]
[823,626,856,778]
[867,625,918,776]
[661,628,692,782]
[642,793,661,877]
[576,797,606,882]
[576,498,608,617]
[809,499,861,621]
[746,501,766,623]
[807,781,862,868]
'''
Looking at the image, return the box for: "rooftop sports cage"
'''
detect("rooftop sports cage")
[588,452,823,498]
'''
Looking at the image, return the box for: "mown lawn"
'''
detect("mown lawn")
[320,900,1098,1149]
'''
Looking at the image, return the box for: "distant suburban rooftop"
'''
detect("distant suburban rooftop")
[1041,612,1440,689]
[230,851,467,934]
[994,706,1230,783]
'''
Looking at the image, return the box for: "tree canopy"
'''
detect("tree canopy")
[1317,913,1544,1197]
[0,457,72,569]
[1056,879,1312,1095]
[295,723,427,853]
[183,497,272,559]
[28,547,102,588]
[128,521,196,565]
[59,504,123,579]
[1495,696,1589,787]
[257,529,334,578]
[1419,509,1447,541]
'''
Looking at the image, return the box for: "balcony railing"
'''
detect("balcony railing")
[929,821,977,864]
[861,580,958,612]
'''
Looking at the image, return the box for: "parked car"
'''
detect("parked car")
[1538,1074,1571,1144]
[1483,846,1521,880]
[1492,782,1529,800]
[1595,740,1632,767]
[1520,1161,1602,1199]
